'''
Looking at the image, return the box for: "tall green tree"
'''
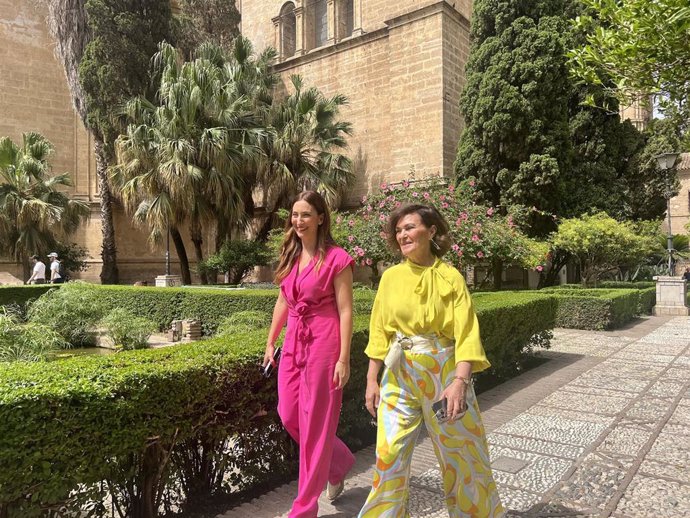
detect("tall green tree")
[113,39,268,284]
[44,0,173,284]
[455,0,571,230]
[174,0,241,57]
[0,132,90,278]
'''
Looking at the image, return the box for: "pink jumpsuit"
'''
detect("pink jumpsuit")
[278,246,356,518]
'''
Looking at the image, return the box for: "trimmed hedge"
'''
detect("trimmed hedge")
[546,283,657,317]
[0,285,54,309]
[0,288,555,517]
[540,288,640,330]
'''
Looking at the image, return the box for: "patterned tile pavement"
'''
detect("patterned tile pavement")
[214,316,690,517]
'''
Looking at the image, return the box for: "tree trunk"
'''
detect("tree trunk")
[170,227,192,285]
[539,250,570,288]
[190,220,208,285]
[491,258,503,290]
[94,138,119,284]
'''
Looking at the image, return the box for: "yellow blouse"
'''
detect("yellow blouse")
[365,258,490,373]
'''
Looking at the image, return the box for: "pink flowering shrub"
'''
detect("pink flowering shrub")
[333,177,547,282]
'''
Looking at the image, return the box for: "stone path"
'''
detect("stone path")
[216,316,690,517]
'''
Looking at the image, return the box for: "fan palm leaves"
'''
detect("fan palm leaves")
[256,75,354,238]
[113,38,267,283]
[0,132,90,268]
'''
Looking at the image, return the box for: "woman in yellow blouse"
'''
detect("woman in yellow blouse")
[358,204,504,518]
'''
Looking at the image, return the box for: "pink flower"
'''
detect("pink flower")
[402,180,410,188]
[423,192,430,199]
[507,216,515,228]
[380,183,388,190]
[451,244,460,252]
[457,250,463,257]
[536,265,544,272]
[378,201,385,209]
[348,235,354,242]
[486,207,494,216]
[469,180,476,187]
[448,185,455,193]
[440,195,446,201]
[459,212,468,221]
[455,218,463,227]
[412,191,419,198]
[472,234,480,242]
[365,258,373,266]
[379,214,386,221]
[395,201,401,208]
[366,205,372,212]
[476,251,484,259]
[348,219,355,227]
[442,202,449,209]
[354,246,365,257]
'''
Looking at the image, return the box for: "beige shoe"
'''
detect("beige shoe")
[326,480,345,501]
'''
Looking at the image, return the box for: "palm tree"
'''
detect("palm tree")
[113,40,266,284]
[256,75,355,240]
[0,132,90,278]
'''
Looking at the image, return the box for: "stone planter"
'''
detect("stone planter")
[652,276,689,316]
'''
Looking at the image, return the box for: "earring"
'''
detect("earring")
[431,238,440,251]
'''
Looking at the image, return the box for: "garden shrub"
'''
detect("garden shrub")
[547,283,656,316]
[100,309,157,350]
[27,282,106,347]
[0,292,554,517]
[0,285,55,309]
[0,311,67,362]
[217,310,272,336]
[540,288,640,330]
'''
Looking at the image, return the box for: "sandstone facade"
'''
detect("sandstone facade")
[240,0,472,203]
[0,0,209,284]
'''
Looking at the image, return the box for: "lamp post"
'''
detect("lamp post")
[654,152,679,275]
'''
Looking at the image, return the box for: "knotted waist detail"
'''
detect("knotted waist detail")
[384,332,454,371]
[288,300,338,367]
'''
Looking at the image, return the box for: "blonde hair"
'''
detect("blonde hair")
[274,191,336,283]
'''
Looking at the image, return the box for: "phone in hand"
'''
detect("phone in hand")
[261,346,282,378]
[432,398,448,422]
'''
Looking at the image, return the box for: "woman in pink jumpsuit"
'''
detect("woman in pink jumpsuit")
[263,190,356,518]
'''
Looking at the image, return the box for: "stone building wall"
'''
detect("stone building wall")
[0,0,214,284]
[243,1,472,203]
[666,153,690,238]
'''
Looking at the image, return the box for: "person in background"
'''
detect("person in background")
[27,255,46,284]
[682,266,690,282]
[263,190,356,518]
[47,252,64,284]
[358,203,504,518]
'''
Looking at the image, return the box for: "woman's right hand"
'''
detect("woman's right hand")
[262,343,275,369]
[365,379,380,417]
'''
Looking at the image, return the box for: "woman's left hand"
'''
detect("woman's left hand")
[333,360,350,390]
[440,379,468,422]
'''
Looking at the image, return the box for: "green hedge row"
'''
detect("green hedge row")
[546,283,657,318]
[540,288,641,330]
[0,289,555,517]
[0,285,376,335]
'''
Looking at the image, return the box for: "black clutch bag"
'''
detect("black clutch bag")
[261,346,282,378]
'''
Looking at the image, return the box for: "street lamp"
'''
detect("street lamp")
[654,152,679,275]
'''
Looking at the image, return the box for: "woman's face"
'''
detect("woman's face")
[291,200,323,241]
[395,213,436,262]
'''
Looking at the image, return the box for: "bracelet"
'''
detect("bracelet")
[453,376,471,386]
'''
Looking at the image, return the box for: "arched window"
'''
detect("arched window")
[313,0,328,48]
[280,2,296,58]
[340,0,354,39]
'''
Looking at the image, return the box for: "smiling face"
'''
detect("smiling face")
[291,200,324,242]
[395,212,436,264]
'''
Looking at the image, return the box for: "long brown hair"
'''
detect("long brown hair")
[386,203,451,258]
[274,191,336,283]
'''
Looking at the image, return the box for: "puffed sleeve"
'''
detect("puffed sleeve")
[364,272,391,360]
[453,275,491,373]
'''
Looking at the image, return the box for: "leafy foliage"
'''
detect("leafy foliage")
[27,282,106,347]
[0,132,89,265]
[550,213,657,285]
[199,240,272,285]
[100,308,156,350]
[456,0,571,234]
[216,310,272,336]
[540,287,642,329]
[174,0,241,57]
[332,177,548,284]
[569,0,690,112]
[0,310,67,362]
